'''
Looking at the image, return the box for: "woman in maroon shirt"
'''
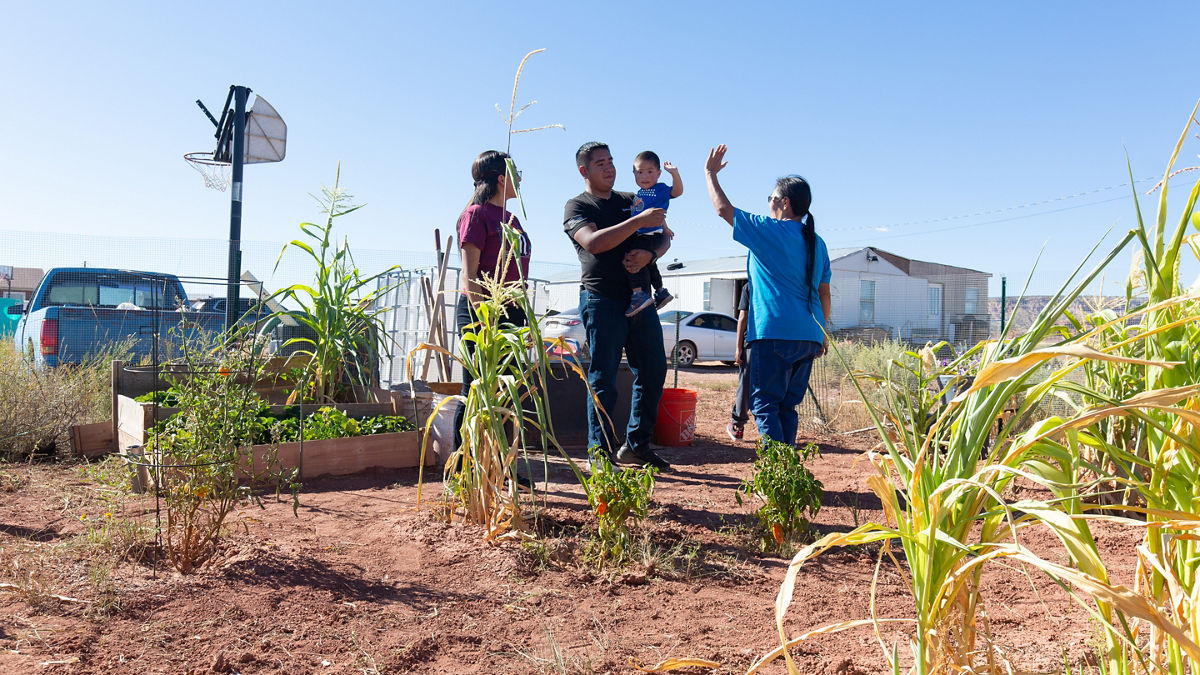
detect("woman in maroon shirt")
[452,150,533,480]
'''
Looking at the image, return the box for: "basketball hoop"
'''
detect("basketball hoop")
[184,152,232,191]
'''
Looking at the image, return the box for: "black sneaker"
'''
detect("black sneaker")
[653,287,673,309]
[615,442,672,472]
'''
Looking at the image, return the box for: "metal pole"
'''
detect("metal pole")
[673,313,680,389]
[225,85,250,334]
[999,275,1007,336]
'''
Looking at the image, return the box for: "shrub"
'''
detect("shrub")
[146,343,296,573]
[0,340,131,460]
[737,440,823,550]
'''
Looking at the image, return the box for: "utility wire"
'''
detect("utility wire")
[823,176,1160,235]
[837,193,1133,245]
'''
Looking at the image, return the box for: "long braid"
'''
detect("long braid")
[801,213,817,316]
[775,175,817,316]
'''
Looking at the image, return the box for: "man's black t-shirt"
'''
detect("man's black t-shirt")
[563,190,636,301]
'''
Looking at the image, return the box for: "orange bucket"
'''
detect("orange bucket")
[655,388,697,446]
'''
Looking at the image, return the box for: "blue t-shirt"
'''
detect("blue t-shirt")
[732,208,831,344]
[630,182,672,234]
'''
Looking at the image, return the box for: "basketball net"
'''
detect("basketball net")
[184,152,232,192]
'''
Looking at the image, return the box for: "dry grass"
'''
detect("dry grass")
[1,458,152,618]
[0,341,130,460]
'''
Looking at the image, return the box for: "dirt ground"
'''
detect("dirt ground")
[1,364,1141,674]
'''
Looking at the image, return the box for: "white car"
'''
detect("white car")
[540,311,588,361]
[660,310,739,366]
[540,309,739,366]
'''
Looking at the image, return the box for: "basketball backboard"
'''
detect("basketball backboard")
[212,92,286,164]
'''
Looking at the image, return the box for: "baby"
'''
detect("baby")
[625,150,682,317]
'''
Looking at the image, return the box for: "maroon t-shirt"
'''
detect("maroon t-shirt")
[457,203,531,286]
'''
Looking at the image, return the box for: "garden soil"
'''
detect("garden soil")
[1,364,1141,674]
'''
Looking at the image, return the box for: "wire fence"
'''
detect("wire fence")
[2,227,1145,444]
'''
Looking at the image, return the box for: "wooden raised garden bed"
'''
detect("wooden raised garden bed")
[115,388,445,493]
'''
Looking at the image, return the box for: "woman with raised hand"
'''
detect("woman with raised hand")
[704,144,831,445]
[452,150,533,485]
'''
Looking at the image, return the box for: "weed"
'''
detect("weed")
[511,622,596,675]
[736,439,823,551]
[0,465,28,492]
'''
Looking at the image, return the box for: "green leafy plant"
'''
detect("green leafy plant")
[737,440,823,550]
[145,340,295,573]
[270,166,400,404]
[358,414,416,435]
[583,455,655,565]
[301,406,361,440]
[134,387,182,407]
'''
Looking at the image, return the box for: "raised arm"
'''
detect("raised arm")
[664,160,683,198]
[570,208,666,254]
[705,145,734,226]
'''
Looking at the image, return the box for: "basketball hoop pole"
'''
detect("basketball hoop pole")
[225,85,250,333]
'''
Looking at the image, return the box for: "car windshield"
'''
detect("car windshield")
[658,310,693,324]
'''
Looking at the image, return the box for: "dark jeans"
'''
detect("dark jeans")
[579,289,667,454]
[731,357,750,426]
[747,338,822,444]
[451,295,527,453]
[625,232,664,292]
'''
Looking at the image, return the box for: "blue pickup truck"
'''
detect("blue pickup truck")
[12,268,232,367]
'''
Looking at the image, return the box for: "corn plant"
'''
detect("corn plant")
[269,166,400,404]
[1058,102,1200,672]
[736,440,823,550]
[410,49,588,540]
[583,455,655,565]
[747,102,1200,675]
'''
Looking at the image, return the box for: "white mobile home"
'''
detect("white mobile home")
[545,248,991,344]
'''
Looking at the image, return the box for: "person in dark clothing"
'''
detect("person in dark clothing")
[563,141,674,471]
[452,150,534,487]
[728,280,752,441]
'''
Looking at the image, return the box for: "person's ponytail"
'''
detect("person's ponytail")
[457,150,510,230]
[774,175,818,316]
[801,213,816,316]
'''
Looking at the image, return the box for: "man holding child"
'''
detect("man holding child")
[563,142,674,472]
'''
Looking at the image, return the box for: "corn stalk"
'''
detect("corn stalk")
[754,102,1200,675]
[269,165,400,404]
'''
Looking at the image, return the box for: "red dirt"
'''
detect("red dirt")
[1,364,1141,674]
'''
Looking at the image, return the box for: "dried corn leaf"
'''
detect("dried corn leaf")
[630,656,721,672]
[966,343,1176,396]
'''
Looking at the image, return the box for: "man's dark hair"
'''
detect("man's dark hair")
[576,141,610,168]
[634,150,660,169]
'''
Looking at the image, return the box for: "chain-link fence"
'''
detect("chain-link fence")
[2,227,1143,441]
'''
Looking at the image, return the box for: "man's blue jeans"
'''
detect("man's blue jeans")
[747,338,823,444]
[579,289,667,454]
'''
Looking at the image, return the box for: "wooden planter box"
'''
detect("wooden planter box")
[115,392,439,492]
[70,421,115,458]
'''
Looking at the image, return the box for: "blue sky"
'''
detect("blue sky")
[3,1,1199,297]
